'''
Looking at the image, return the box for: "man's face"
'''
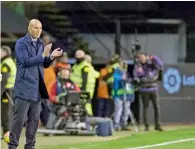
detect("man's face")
[28,22,42,39]
[75,50,85,59]
[138,54,147,64]
[60,69,70,78]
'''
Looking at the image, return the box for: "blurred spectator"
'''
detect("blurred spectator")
[97,64,113,118]
[44,60,57,94]
[84,54,100,116]
[70,50,94,115]
[103,55,120,86]
[44,52,70,95]
[134,52,163,131]
[84,54,100,91]
[42,35,67,53]
[85,54,92,63]
[112,60,134,131]
[42,34,52,46]
[0,46,16,135]
[56,52,69,64]
[46,64,80,129]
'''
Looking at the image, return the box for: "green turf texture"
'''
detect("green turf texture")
[43,127,195,149]
[2,126,195,149]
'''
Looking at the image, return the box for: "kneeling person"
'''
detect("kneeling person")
[46,64,80,129]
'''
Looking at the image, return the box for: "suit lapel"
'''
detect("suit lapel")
[24,34,43,56]
[37,42,43,55]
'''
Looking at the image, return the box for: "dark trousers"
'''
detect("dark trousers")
[1,91,14,134]
[140,91,161,129]
[8,98,41,149]
[97,98,112,118]
[46,102,60,129]
[1,102,9,134]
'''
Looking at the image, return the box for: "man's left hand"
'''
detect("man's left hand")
[51,48,63,58]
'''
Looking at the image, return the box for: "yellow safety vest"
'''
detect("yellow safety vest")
[70,60,97,98]
[70,61,96,116]
[89,63,100,79]
[107,63,119,83]
[0,57,16,89]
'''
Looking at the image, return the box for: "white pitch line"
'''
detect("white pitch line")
[125,138,195,149]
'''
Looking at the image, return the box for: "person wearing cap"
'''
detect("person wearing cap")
[45,63,80,129]
[0,46,16,138]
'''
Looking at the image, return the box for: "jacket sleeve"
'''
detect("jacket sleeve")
[140,69,159,83]
[49,82,57,103]
[81,66,89,91]
[103,68,114,82]
[43,56,54,68]
[151,56,164,70]
[15,42,45,67]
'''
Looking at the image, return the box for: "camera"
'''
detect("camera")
[131,40,141,56]
[131,40,142,64]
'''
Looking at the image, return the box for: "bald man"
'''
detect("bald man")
[8,19,63,149]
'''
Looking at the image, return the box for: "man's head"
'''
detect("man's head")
[137,52,147,64]
[85,54,92,63]
[75,50,85,63]
[1,46,12,59]
[28,19,42,39]
[56,63,71,79]
[56,52,68,64]
[42,34,51,45]
[60,68,70,79]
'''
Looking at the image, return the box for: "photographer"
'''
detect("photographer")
[46,64,80,129]
[134,52,163,131]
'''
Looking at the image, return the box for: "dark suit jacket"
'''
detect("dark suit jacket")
[13,33,53,101]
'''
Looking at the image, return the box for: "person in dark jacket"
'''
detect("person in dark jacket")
[8,19,63,149]
[134,52,163,131]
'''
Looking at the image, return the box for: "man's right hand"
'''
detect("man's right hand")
[42,43,52,57]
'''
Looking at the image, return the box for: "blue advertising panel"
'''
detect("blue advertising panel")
[160,64,195,98]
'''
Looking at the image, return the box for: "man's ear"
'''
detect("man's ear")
[28,27,30,32]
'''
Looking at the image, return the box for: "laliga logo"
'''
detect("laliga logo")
[163,68,195,94]
[163,68,181,94]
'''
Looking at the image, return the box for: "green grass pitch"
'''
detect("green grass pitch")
[1,125,195,149]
